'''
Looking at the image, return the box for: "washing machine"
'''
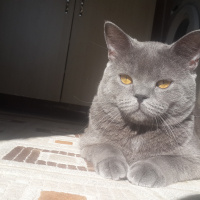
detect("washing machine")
[165,0,200,43]
[152,0,200,44]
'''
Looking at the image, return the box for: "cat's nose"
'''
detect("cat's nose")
[135,94,148,103]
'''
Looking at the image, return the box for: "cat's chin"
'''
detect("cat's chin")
[129,110,151,124]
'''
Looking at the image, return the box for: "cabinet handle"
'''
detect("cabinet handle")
[65,0,70,13]
[79,0,85,16]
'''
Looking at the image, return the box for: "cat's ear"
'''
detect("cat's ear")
[104,21,132,61]
[171,30,200,71]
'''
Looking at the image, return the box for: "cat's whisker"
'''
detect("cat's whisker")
[158,117,171,138]
[180,154,200,159]
[162,114,192,158]
[162,115,186,158]
[158,115,184,155]
[159,115,179,145]
[100,113,121,137]
[91,109,119,130]
[90,41,107,50]
[163,112,191,138]
[146,102,167,117]
[91,106,121,127]
[165,114,197,159]
[157,116,183,154]
[154,116,159,130]
[73,96,108,104]
[163,115,179,140]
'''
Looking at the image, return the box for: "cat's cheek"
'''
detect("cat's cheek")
[154,90,174,105]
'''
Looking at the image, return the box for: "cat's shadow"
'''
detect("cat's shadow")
[178,195,200,200]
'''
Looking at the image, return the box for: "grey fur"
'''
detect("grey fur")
[80,22,200,187]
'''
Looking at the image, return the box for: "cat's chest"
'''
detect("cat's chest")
[109,128,171,162]
[105,127,145,153]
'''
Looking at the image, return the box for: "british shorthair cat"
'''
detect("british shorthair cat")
[80,21,200,187]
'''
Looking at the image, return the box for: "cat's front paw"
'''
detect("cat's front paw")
[96,157,127,180]
[127,161,166,188]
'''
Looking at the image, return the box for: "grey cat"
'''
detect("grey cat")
[80,21,200,187]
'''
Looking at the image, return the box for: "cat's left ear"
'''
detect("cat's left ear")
[171,30,200,71]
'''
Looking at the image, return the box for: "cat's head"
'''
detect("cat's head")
[97,21,200,125]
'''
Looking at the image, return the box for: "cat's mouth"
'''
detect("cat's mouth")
[134,103,148,114]
[132,108,149,122]
[120,101,157,123]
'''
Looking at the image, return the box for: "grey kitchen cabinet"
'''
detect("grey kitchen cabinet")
[0,0,156,105]
[0,0,75,101]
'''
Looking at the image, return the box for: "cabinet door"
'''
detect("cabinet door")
[0,0,75,101]
[61,0,156,106]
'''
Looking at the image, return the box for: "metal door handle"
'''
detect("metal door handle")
[65,0,70,13]
[79,0,85,16]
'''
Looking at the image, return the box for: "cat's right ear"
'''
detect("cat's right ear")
[171,30,200,71]
[104,21,132,61]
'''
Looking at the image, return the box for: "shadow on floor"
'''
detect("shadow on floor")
[0,94,89,140]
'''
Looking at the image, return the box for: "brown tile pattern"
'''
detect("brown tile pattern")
[3,146,95,172]
[38,191,87,200]
[75,134,80,138]
[3,146,24,160]
[42,149,51,153]
[77,166,87,171]
[36,160,46,165]
[68,165,77,170]
[86,161,95,172]
[59,151,68,155]
[55,140,73,145]
[14,147,32,162]
[47,161,57,167]
[26,149,40,163]
[57,163,67,169]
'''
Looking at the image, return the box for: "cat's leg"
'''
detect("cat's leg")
[127,155,200,187]
[81,143,128,180]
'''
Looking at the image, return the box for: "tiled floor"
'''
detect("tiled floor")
[0,110,200,200]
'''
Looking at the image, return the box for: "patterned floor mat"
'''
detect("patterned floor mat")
[0,111,200,200]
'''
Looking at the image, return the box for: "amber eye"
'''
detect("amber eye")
[156,80,172,89]
[120,74,132,85]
